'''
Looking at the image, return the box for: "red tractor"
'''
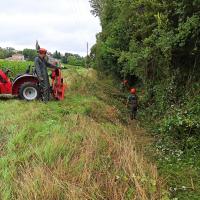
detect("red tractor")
[0,66,66,101]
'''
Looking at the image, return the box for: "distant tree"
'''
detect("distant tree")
[6,47,15,52]
[61,53,68,64]
[67,55,85,66]
[53,50,61,59]
[89,44,97,68]
[23,49,37,61]
[0,49,5,59]
[0,47,15,59]
[89,0,104,17]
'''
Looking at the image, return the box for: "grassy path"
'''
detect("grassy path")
[0,67,168,200]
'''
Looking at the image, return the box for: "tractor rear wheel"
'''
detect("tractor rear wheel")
[19,82,40,101]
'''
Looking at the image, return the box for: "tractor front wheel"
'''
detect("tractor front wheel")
[19,83,40,101]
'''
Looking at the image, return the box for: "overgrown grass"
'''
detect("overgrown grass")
[139,83,200,200]
[0,67,168,199]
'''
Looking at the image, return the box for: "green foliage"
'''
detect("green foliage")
[90,0,200,144]
[0,47,15,59]
[22,48,37,61]
[154,136,200,200]
[53,50,61,59]
[0,60,33,76]
[67,54,85,66]
[90,1,200,198]
[160,107,200,139]
[53,51,85,66]
[89,0,105,17]
[90,0,200,81]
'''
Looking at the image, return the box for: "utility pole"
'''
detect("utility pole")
[87,42,89,57]
[86,42,89,68]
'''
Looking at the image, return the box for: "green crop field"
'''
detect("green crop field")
[0,60,33,76]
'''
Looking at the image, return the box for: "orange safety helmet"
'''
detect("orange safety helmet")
[39,48,47,54]
[130,88,136,94]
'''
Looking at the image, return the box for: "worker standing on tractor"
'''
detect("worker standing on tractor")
[34,48,57,102]
[126,88,138,120]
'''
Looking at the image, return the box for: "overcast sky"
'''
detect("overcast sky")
[0,0,101,56]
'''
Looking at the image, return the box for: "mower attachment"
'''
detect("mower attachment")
[51,68,66,100]
[0,69,12,94]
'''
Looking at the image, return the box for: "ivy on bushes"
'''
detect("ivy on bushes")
[89,0,200,142]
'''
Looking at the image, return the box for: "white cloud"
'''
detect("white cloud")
[0,0,101,56]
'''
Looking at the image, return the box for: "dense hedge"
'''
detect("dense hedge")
[89,0,200,141]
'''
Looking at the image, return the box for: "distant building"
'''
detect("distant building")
[6,54,25,61]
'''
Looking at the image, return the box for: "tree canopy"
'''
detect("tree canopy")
[90,0,200,86]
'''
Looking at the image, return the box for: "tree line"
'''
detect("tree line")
[0,47,85,66]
